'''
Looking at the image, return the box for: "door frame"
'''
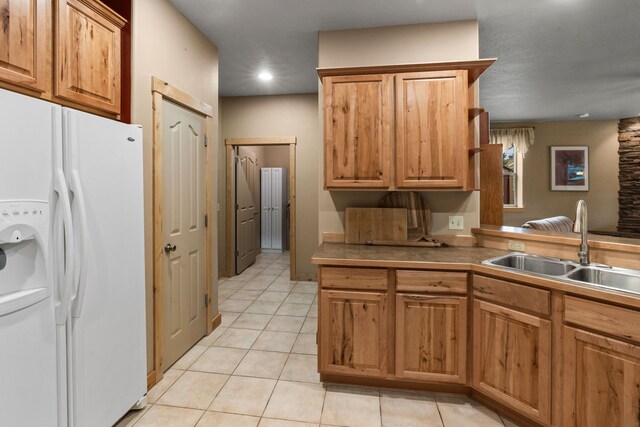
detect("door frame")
[151,77,219,387]
[225,137,297,280]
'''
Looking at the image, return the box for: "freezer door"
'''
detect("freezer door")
[63,109,146,427]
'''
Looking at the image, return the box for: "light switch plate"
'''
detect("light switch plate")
[448,215,464,230]
[507,240,526,251]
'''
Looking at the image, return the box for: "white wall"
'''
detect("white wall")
[131,0,219,373]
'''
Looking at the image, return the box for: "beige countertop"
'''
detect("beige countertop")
[311,242,640,308]
[311,242,508,270]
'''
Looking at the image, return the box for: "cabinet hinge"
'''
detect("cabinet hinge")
[235,156,239,164]
[204,293,209,307]
[235,204,239,210]
[204,214,208,227]
[236,250,239,256]
[204,136,208,147]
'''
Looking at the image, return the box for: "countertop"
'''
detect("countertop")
[311,242,640,308]
[311,243,508,270]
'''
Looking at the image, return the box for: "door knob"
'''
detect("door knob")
[164,243,177,253]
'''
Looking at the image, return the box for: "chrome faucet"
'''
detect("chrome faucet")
[573,200,590,265]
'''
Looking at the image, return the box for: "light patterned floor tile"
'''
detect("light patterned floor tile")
[189,346,247,374]
[252,330,298,353]
[234,349,289,379]
[300,317,317,334]
[157,371,228,409]
[435,395,504,427]
[307,305,318,318]
[290,282,317,294]
[195,411,260,427]
[209,376,276,416]
[220,312,241,327]
[380,390,442,427]
[147,369,184,403]
[197,326,227,346]
[263,381,326,423]
[171,345,208,370]
[213,328,262,349]
[113,404,150,426]
[266,315,305,333]
[284,293,316,304]
[258,292,290,303]
[259,418,319,427]
[276,303,311,317]
[321,385,381,427]
[231,313,274,330]
[246,301,282,315]
[280,354,319,383]
[229,290,263,301]
[134,405,204,427]
[219,299,253,312]
[291,333,317,355]
[267,283,296,293]
[243,281,272,291]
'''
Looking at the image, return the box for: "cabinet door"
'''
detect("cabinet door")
[323,74,392,189]
[55,0,125,115]
[473,300,551,425]
[396,70,468,189]
[0,0,48,93]
[563,327,640,427]
[396,294,467,384]
[319,290,388,377]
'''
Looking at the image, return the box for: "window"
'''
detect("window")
[490,127,533,210]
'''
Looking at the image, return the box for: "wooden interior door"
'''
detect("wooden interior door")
[0,0,48,93]
[323,74,392,189]
[395,294,467,384]
[396,70,467,188]
[235,147,258,273]
[319,289,388,377]
[563,327,640,427]
[162,99,207,369]
[473,300,551,425]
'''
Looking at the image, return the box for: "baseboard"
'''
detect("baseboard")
[323,232,345,243]
[320,373,469,395]
[146,370,157,390]
[211,313,222,330]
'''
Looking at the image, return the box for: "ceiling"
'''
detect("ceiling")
[169,0,640,121]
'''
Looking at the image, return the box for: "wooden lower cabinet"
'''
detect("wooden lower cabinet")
[319,289,388,377]
[395,294,466,383]
[563,326,640,427]
[473,299,551,425]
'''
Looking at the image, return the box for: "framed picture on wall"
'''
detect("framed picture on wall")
[550,146,589,191]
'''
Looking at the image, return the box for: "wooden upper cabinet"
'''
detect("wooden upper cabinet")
[55,0,125,115]
[563,327,640,427]
[473,299,551,425]
[319,289,388,377]
[396,294,467,384]
[323,74,392,189]
[0,0,48,93]
[396,70,468,189]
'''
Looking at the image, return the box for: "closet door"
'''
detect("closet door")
[261,168,272,249]
[271,168,283,250]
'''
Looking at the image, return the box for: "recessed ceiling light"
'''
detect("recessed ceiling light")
[258,71,273,81]
[578,113,590,118]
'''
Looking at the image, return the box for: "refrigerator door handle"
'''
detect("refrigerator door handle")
[70,169,89,318]
[54,169,75,324]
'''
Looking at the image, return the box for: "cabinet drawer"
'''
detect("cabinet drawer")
[473,275,550,316]
[320,267,388,290]
[564,296,640,342]
[396,270,467,294]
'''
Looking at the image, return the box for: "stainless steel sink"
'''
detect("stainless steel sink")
[484,253,579,276]
[483,252,640,296]
[565,266,640,295]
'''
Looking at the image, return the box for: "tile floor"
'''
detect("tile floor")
[116,252,520,427]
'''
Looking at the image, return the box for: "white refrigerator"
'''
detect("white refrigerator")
[0,89,147,426]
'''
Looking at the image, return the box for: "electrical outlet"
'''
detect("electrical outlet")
[507,240,526,252]
[448,215,464,230]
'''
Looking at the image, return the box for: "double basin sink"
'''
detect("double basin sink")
[483,253,640,296]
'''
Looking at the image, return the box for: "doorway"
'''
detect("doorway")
[151,77,216,385]
[225,137,297,279]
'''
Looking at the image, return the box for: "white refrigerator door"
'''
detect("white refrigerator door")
[63,108,146,427]
[0,89,59,426]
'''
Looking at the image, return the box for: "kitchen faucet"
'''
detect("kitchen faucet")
[573,200,590,265]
